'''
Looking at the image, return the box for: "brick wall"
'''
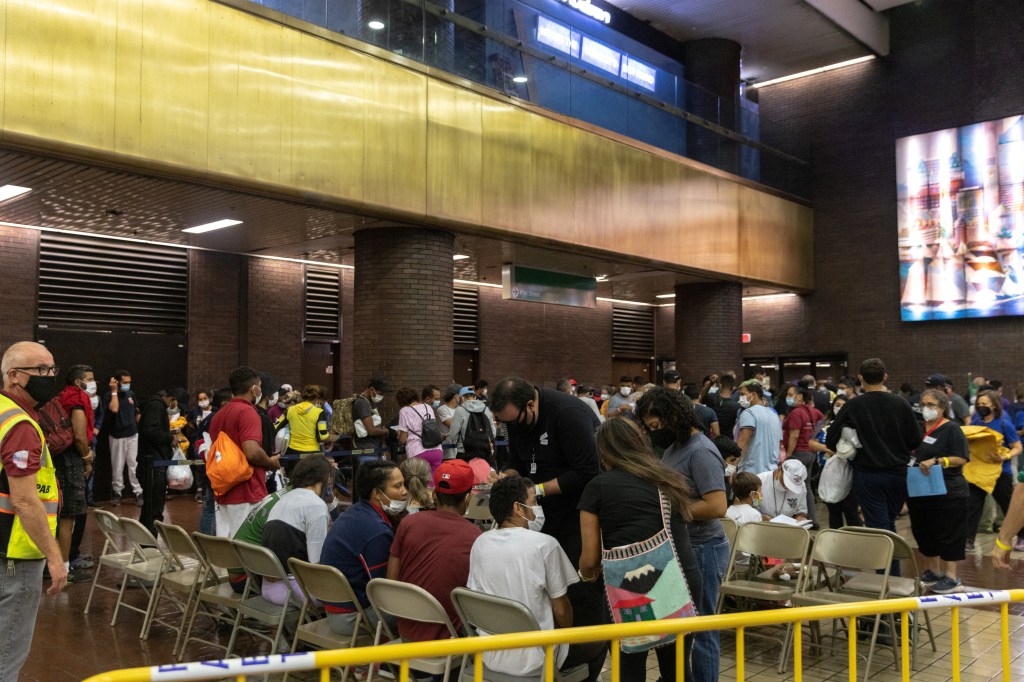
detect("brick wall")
[749,0,1024,390]
[654,304,675,361]
[187,250,241,391]
[339,267,355,396]
[245,257,303,385]
[353,228,454,415]
[0,225,38,351]
[674,282,742,384]
[478,286,614,388]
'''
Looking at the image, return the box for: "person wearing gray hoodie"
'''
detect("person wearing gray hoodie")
[446,386,495,458]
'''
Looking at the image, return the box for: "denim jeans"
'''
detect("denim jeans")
[691,535,730,682]
[0,558,45,681]
[199,485,216,536]
[852,467,906,576]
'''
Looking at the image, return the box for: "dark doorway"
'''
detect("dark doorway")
[612,358,655,386]
[302,341,340,400]
[453,349,477,388]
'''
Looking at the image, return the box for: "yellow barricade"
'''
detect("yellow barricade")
[85,589,1024,682]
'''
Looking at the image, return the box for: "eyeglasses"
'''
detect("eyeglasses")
[13,365,59,377]
[499,404,528,426]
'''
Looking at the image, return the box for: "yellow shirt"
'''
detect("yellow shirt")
[284,402,328,452]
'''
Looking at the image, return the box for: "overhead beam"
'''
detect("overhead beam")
[803,0,890,56]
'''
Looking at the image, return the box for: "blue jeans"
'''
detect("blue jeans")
[199,485,216,536]
[853,467,906,576]
[691,535,730,682]
[0,558,45,680]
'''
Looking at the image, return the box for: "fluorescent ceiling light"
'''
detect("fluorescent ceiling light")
[752,56,875,88]
[182,218,243,234]
[512,76,528,83]
[454,278,501,289]
[595,274,609,282]
[655,293,675,299]
[742,292,798,301]
[368,20,385,30]
[453,254,470,260]
[0,185,32,203]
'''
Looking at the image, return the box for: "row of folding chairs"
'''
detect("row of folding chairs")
[81,509,579,681]
[715,522,938,682]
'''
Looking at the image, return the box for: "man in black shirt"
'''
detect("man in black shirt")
[826,358,922,538]
[105,369,141,505]
[490,377,604,680]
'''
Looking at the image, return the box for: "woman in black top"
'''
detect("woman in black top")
[907,388,970,595]
[578,418,703,682]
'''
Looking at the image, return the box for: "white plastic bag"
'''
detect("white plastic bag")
[167,446,195,491]
[817,454,853,504]
[275,424,291,456]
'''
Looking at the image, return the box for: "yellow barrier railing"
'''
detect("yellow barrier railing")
[84,589,1024,682]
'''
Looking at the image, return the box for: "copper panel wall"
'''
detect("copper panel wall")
[0,0,812,290]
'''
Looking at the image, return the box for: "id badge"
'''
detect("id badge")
[530,462,537,475]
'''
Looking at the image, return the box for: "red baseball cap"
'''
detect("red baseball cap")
[433,459,475,495]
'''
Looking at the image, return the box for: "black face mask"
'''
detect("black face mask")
[650,428,676,450]
[976,405,993,418]
[24,375,58,405]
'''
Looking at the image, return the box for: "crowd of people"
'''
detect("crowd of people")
[5,336,1024,681]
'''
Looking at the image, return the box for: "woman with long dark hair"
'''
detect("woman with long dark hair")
[635,386,728,682]
[579,417,703,681]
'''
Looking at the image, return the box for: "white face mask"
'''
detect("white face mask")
[167,409,180,420]
[83,381,97,396]
[620,386,631,396]
[708,386,720,394]
[377,489,408,514]
[372,393,384,404]
[269,392,279,405]
[519,503,545,532]
[922,407,939,422]
[738,395,752,409]
[198,399,210,409]
[253,388,262,404]
[724,463,736,477]
[90,395,100,410]
[600,393,609,401]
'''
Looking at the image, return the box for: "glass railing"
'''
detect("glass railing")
[242,0,810,198]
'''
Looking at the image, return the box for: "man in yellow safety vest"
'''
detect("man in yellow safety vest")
[0,341,67,680]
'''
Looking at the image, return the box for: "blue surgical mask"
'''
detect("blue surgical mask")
[432,400,441,409]
[786,397,795,407]
[120,383,131,392]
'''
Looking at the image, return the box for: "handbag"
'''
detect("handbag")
[601,491,697,654]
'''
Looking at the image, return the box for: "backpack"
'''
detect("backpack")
[37,399,75,455]
[206,430,254,496]
[330,394,360,436]
[459,410,493,454]
[414,406,444,449]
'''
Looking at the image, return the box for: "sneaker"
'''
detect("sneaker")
[110,494,121,506]
[67,568,93,584]
[70,555,94,570]
[136,493,144,507]
[965,539,976,551]
[1013,538,1024,552]
[920,570,944,586]
[931,576,962,595]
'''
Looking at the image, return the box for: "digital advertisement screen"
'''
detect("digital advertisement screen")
[896,115,1024,321]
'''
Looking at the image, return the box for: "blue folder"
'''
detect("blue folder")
[907,466,947,497]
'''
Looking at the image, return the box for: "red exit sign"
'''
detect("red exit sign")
[741,333,752,344]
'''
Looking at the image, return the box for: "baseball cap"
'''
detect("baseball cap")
[257,372,281,399]
[924,373,950,388]
[459,386,477,398]
[368,376,390,392]
[433,459,475,495]
[664,370,681,383]
[781,459,807,494]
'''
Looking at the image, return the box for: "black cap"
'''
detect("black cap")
[368,376,389,392]
[257,372,281,398]
[664,370,681,383]
[924,373,950,388]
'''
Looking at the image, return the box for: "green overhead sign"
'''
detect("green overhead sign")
[502,265,598,308]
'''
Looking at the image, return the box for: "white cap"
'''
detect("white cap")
[781,459,807,495]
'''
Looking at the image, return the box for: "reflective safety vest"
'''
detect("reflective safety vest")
[0,394,59,560]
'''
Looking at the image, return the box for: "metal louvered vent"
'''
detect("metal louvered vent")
[305,268,341,339]
[612,304,655,356]
[38,233,187,332]
[454,285,479,347]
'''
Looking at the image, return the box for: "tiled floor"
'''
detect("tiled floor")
[24,496,1024,681]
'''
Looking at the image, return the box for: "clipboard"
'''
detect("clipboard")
[907,466,947,497]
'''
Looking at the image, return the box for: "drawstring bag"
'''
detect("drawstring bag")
[167,446,194,491]
[601,491,697,653]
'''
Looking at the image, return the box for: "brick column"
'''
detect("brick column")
[353,228,454,413]
[0,225,38,351]
[674,281,742,384]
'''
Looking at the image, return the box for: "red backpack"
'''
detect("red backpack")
[37,399,75,455]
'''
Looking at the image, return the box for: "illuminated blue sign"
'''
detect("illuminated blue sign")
[537,15,580,58]
[535,16,657,90]
[580,37,620,75]
[621,56,657,92]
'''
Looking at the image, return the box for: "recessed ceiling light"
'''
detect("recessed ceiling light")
[655,293,675,299]
[368,20,385,30]
[0,185,32,203]
[453,254,470,260]
[182,218,243,234]
[595,274,609,282]
[512,75,528,83]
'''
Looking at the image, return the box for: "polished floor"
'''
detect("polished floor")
[24,494,1024,682]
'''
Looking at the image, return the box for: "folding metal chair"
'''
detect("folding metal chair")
[366,578,463,682]
[464,490,495,530]
[839,525,937,670]
[179,532,245,660]
[110,517,165,630]
[790,528,898,682]
[153,521,218,657]
[287,558,377,681]
[228,540,302,657]
[84,510,159,615]
[719,516,738,547]
[451,587,588,682]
